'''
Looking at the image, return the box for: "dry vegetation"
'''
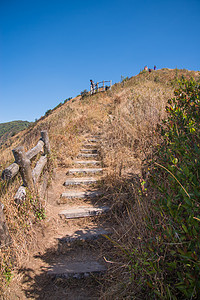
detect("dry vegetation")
[0,68,199,298]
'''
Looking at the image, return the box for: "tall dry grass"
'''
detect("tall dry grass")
[98,69,200,298]
[0,68,199,297]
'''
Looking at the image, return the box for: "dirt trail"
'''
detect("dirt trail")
[7,135,111,300]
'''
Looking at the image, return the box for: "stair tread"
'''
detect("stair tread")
[48,259,106,279]
[74,160,101,164]
[59,205,110,219]
[59,227,109,243]
[64,177,98,186]
[68,168,102,174]
[61,190,102,198]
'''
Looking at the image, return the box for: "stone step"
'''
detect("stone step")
[80,149,97,153]
[73,160,101,165]
[47,260,106,279]
[59,227,109,243]
[78,153,98,158]
[83,144,97,148]
[88,138,100,142]
[61,190,102,199]
[64,177,98,186]
[68,168,103,174]
[59,206,110,219]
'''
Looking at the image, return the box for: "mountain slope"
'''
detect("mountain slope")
[0,120,31,147]
[0,68,199,298]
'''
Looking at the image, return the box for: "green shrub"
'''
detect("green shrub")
[80,89,88,98]
[45,109,52,116]
[129,78,200,299]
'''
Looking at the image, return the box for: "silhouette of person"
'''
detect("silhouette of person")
[90,79,95,94]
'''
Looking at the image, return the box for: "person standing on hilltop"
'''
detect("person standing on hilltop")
[90,79,95,95]
[154,65,156,70]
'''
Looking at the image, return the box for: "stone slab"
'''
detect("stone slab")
[59,227,109,243]
[47,260,106,279]
[88,138,100,142]
[78,153,98,158]
[68,168,102,174]
[83,144,97,148]
[64,177,98,186]
[73,160,101,165]
[61,190,102,199]
[59,206,110,219]
[80,149,97,153]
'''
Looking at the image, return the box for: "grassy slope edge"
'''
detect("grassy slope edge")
[0,68,199,298]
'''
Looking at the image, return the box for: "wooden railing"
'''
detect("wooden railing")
[2,130,50,204]
[90,80,112,94]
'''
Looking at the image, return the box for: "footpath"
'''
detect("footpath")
[15,134,112,299]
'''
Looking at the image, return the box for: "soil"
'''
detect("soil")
[5,161,111,299]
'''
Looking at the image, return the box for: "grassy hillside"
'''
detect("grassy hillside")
[0,68,199,298]
[0,120,31,147]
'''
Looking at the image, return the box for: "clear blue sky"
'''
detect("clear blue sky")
[0,0,200,123]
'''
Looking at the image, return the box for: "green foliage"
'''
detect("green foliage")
[64,97,72,103]
[121,75,129,83]
[18,190,46,223]
[0,121,30,140]
[130,78,200,298]
[45,109,52,116]
[80,89,88,98]
[2,261,12,283]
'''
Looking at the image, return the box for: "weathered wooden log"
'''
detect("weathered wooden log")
[12,146,34,189]
[26,140,44,160]
[14,186,26,205]
[2,162,19,180]
[41,131,50,155]
[38,172,49,199]
[32,155,47,184]
[0,203,12,248]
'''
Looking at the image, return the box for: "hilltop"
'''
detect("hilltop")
[0,68,199,299]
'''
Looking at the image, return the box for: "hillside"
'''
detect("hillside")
[0,120,31,147]
[0,68,199,299]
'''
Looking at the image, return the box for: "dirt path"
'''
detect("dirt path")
[7,136,111,300]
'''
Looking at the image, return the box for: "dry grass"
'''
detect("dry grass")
[0,68,199,297]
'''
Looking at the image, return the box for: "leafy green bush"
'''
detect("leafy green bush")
[45,109,52,117]
[129,78,200,299]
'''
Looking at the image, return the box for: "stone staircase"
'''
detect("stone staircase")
[47,135,110,281]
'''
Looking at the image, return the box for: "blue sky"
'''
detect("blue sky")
[0,0,200,123]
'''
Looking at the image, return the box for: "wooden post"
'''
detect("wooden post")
[110,80,112,88]
[12,146,34,189]
[103,80,105,91]
[41,131,50,155]
[0,203,12,248]
[14,186,26,205]
[96,82,99,92]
